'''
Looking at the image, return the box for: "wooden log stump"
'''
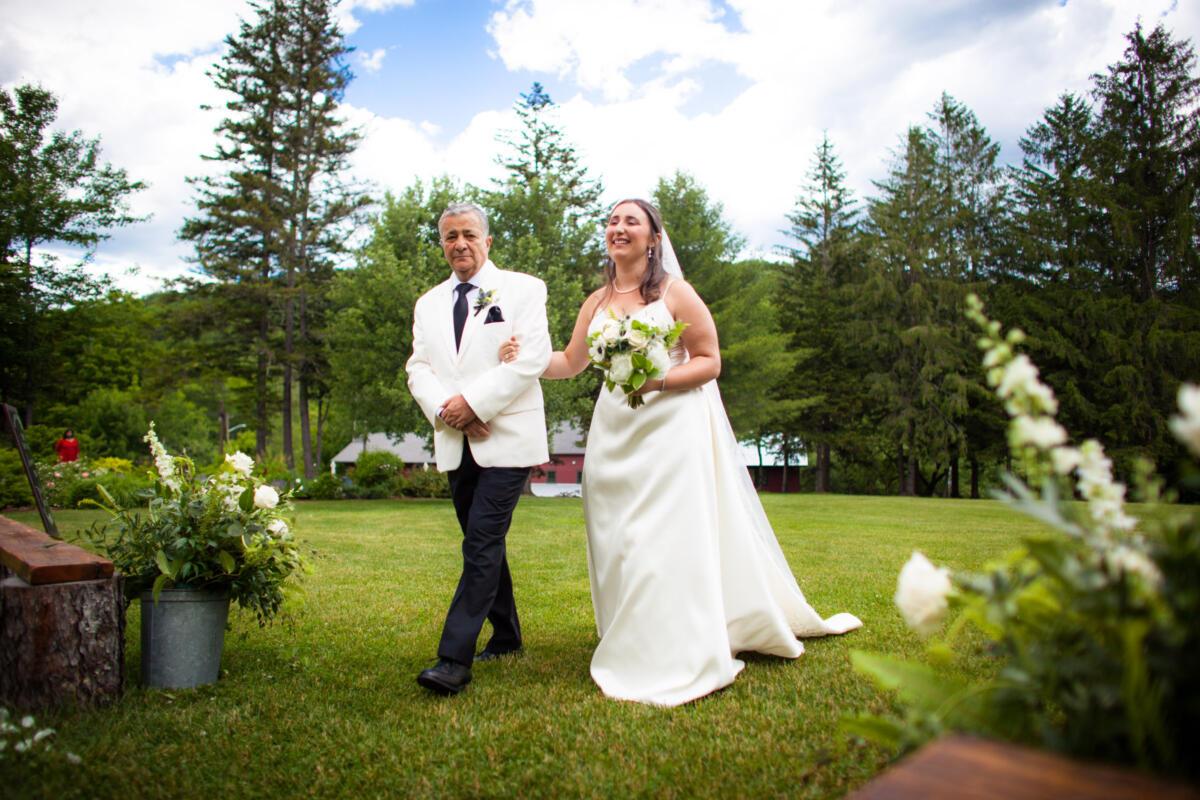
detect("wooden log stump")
[0,514,125,711]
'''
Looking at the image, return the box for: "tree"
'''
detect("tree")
[328,180,460,444]
[653,172,796,455]
[181,0,367,474]
[779,134,864,492]
[0,83,145,423]
[1091,22,1200,300]
[486,82,605,431]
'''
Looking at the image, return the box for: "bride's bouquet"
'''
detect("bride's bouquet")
[587,312,687,408]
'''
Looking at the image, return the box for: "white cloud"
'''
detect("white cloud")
[5,0,1200,295]
[487,0,1200,250]
[359,47,388,73]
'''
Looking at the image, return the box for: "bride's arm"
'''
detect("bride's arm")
[500,289,604,378]
[542,289,605,379]
[640,281,720,393]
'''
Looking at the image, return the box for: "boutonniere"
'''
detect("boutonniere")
[473,289,498,316]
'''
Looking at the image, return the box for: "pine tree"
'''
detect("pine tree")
[181,0,367,469]
[1091,22,1200,300]
[778,134,863,492]
[487,82,605,431]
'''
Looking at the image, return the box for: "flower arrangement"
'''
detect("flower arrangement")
[85,424,308,625]
[473,288,498,315]
[587,312,687,408]
[845,294,1200,780]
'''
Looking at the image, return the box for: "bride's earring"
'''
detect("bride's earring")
[648,246,655,262]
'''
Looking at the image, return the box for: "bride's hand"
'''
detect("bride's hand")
[499,336,520,363]
[632,378,666,396]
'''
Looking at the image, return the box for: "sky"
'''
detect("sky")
[2,0,1198,294]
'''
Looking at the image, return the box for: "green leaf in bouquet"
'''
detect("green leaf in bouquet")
[664,320,689,346]
[630,372,647,391]
[631,353,652,371]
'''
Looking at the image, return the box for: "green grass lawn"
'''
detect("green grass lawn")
[3,495,1045,799]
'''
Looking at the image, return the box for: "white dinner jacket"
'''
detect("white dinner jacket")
[406,260,552,472]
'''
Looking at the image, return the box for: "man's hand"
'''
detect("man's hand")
[440,394,477,429]
[463,419,490,439]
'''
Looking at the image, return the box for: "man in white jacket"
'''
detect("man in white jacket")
[406,202,551,695]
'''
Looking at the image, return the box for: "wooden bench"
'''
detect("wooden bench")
[0,514,124,710]
[848,734,1200,799]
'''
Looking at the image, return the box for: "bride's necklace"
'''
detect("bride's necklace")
[612,271,645,294]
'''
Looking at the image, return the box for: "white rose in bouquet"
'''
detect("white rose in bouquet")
[647,341,671,375]
[894,551,952,636]
[609,353,634,385]
[254,484,280,509]
[627,326,651,348]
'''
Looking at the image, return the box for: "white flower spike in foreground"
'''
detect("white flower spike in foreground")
[1170,383,1200,458]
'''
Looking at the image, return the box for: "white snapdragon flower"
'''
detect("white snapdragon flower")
[608,353,634,385]
[1075,439,1138,534]
[1106,545,1163,589]
[1050,446,1082,476]
[647,341,671,375]
[1025,381,1059,416]
[627,326,651,348]
[996,354,1039,398]
[267,518,289,536]
[1169,383,1200,457]
[1011,415,1067,450]
[225,451,254,477]
[254,485,279,509]
[143,423,180,493]
[894,552,953,636]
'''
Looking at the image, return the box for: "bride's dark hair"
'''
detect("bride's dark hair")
[601,198,666,306]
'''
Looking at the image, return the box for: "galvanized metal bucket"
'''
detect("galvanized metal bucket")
[139,587,230,689]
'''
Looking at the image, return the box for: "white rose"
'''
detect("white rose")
[894,551,952,637]
[254,485,279,509]
[267,518,289,536]
[627,326,651,348]
[225,451,254,477]
[647,341,671,375]
[608,353,634,385]
[600,318,622,346]
[1010,415,1067,450]
[1169,383,1200,457]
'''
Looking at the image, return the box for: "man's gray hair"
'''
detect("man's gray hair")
[439,202,489,237]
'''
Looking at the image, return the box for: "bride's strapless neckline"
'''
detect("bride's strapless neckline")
[592,298,668,324]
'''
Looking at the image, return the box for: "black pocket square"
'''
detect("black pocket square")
[485,306,505,323]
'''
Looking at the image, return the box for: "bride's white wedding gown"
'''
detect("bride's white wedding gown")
[582,297,862,707]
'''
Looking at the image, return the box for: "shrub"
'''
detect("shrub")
[352,452,405,491]
[401,468,450,498]
[70,472,154,509]
[0,449,33,509]
[92,457,134,473]
[295,472,344,500]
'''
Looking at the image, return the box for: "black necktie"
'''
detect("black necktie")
[453,283,473,351]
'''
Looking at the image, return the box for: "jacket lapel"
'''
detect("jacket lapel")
[455,265,500,363]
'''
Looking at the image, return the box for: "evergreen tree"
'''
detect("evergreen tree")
[779,134,863,492]
[1091,22,1200,300]
[0,83,144,424]
[652,172,795,450]
[181,0,367,472]
[487,82,605,431]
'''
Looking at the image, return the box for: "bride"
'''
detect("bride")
[504,198,861,707]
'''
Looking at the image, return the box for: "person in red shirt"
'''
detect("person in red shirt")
[54,429,80,462]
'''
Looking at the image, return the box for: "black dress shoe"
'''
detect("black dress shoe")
[417,659,472,695]
[475,646,523,662]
